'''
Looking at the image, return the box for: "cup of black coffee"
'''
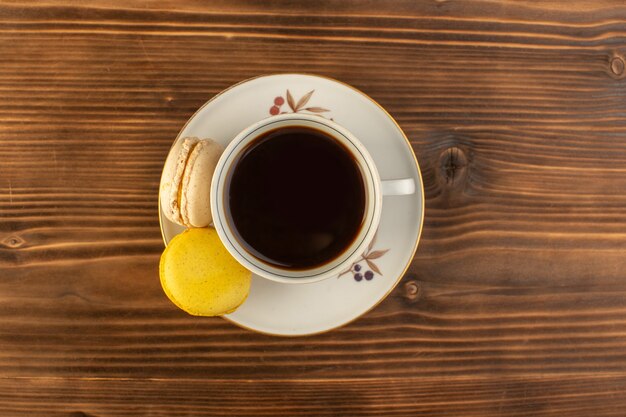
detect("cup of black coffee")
[211,113,415,284]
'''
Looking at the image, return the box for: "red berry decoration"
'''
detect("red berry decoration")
[274,96,285,106]
[270,106,280,115]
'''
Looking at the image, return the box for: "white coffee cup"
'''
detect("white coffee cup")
[211,113,415,284]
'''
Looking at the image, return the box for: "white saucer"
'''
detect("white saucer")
[159,74,424,336]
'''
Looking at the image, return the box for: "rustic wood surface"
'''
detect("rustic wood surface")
[1,0,626,415]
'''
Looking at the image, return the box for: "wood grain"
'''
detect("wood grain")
[1,0,626,415]
[3,375,626,417]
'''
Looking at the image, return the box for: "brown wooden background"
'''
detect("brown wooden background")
[1,0,626,415]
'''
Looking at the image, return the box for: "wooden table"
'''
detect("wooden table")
[2,1,626,415]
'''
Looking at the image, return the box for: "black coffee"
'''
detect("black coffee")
[226,126,366,269]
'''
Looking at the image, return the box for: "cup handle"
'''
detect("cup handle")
[381,178,415,196]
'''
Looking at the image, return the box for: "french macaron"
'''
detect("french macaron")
[160,137,224,228]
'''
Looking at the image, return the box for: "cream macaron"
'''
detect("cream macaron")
[160,137,224,228]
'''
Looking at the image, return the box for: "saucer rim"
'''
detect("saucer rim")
[158,72,425,337]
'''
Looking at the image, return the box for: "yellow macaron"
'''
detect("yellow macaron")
[160,228,251,316]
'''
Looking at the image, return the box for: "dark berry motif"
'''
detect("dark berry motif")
[270,106,280,115]
[274,96,284,105]
[338,233,389,282]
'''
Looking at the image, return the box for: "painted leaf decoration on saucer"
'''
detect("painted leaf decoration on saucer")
[305,106,330,113]
[271,89,331,118]
[295,90,314,111]
[365,259,382,276]
[286,89,296,111]
[338,232,389,282]
[367,249,389,260]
